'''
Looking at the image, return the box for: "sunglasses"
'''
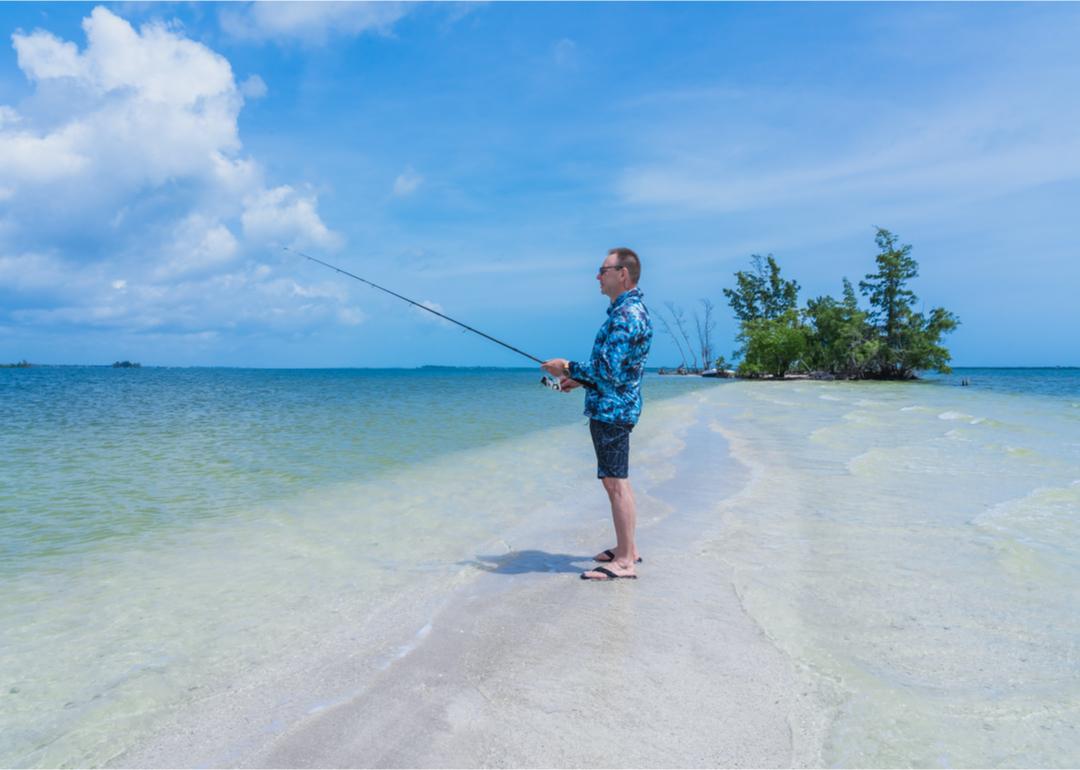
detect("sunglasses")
[598,265,626,274]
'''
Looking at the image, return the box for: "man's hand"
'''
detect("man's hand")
[540,358,569,377]
[559,376,582,392]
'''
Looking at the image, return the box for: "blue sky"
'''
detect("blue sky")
[1,2,1078,368]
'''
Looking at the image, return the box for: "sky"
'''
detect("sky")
[1,1,1078,368]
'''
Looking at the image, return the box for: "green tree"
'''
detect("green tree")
[803,278,876,377]
[723,254,800,322]
[859,228,918,368]
[736,310,810,378]
[858,228,959,378]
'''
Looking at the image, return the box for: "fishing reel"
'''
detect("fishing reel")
[540,375,563,391]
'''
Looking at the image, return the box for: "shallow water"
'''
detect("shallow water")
[3,367,1077,767]
[0,367,710,768]
[701,371,1080,767]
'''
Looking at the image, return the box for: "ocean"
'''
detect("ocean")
[1,366,1077,767]
[0,366,711,767]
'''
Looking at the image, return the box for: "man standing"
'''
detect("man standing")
[542,248,653,581]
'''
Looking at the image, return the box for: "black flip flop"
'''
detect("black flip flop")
[581,565,638,581]
[595,549,643,564]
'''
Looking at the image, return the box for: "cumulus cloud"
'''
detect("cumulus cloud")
[0,7,354,339]
[152,214,240,281]
[241,186,341,250]
[220,1,411,45]
[7,8,242,193]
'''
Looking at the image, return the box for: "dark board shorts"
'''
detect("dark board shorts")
[589,418,634,479]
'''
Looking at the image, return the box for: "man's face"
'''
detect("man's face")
[597,253,626,300]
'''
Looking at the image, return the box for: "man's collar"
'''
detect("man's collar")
[607,287,642,313]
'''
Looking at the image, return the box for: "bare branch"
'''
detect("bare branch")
[656,304,688,368]
[666,301,698,370]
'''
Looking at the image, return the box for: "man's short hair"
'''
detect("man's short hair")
[609,247,640,284]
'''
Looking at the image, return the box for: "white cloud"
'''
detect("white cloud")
[0,250,81,292]
[241,186,341,250]
[220,2,411,45]
[152,215,240,280]
[0,122,91,182]
[413,300,454,328]
[392,167,423,197]
[4,7,242,196]
[0,7,352,338]
[15,9,236,104]
[0,105,20,127]
[3,256,359,335]
[12,28,81,81]
[616,82,1080,219]
[240,74,267,99]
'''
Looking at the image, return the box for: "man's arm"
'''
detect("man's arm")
[540,360,589,393]
[566,313,641,389]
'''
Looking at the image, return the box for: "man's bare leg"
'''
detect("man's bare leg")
[583,477,638,578]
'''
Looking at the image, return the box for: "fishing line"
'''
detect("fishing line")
[286,246,563,390]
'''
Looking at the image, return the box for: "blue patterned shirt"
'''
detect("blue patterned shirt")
[568,288,653,426]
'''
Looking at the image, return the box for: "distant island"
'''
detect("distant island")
[1,360,33,368]
[657,228,959,380]
[112,361,142,368]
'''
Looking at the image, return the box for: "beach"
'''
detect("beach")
[3,368,1078,767]
[108,392,827,769]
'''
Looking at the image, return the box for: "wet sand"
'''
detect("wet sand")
[112,393,829,768]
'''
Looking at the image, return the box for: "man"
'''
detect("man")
[542,247,653,581]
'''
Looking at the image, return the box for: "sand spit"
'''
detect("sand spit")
[112,394,829,768]
[250,558,823,768]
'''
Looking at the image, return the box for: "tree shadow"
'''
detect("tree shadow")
[464,549,587,575]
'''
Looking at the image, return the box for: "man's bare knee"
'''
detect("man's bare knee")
[601,477,631,497]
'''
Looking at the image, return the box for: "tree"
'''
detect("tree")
[803,279,876,377]
[725,254,802,374]
[858,228,919,372]
[858,228,959,378]
[719,231,958,380]
[722,254,800,323]
[665,302,699,370]
[694,298,716,370]
[736,310,810,378]
[655,306,688,368]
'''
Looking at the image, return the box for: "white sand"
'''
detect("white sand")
[112,392,829,768]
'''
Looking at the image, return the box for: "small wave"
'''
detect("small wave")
[973,484,1080,553]
[938,410,985,424]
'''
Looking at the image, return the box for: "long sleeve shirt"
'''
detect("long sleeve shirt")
[568,288,653,426]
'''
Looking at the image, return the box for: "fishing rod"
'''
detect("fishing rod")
[286,246,563,389]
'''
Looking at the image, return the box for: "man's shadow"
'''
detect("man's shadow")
[464,549,588,575]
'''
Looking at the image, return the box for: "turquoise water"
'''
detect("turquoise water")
[2,368,599,566]
[0,367,711,767]
[921,366,1080,399]
[2,366,1077,767]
